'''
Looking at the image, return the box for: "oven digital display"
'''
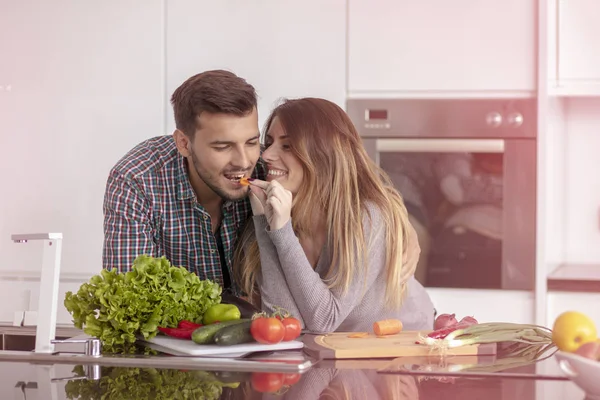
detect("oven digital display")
[367,109,388,121]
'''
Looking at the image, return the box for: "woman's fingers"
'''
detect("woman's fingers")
[249,184,267,202]
[248,178,269,190]
[266,196,282,208]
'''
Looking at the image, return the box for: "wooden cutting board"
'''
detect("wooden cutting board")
[302,331,497,359]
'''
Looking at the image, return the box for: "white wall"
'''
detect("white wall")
[564,98,600,263]
[0,1,165,278]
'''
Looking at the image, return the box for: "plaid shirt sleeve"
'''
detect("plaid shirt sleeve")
[102,169,158,272]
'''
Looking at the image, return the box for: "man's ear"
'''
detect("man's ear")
[173,129,192,157]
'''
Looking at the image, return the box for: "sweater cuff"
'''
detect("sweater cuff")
[266,220,298,247]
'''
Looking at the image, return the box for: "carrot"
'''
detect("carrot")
[373,319,403,336]
[239,177,250,186]
[347,332,369,338]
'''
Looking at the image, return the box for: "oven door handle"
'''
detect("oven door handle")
[375,138,504,153]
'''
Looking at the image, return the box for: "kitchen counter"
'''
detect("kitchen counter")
[0,337,587,399]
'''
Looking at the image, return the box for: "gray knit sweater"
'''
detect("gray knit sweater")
[254,205,435,334]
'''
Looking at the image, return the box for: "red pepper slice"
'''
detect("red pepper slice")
[178,320,203,330]
[157,327,195,339]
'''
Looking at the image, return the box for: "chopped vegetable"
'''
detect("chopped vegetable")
[64,255,222,353]
[348,332,369,338]
[373,319,403,336]
[157,327,195,340]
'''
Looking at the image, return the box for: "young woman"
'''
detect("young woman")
[233,98,434,333]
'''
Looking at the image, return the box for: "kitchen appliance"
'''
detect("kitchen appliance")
[347,98,536,290]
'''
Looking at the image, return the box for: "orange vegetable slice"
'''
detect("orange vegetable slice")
[239,177,250,186]
[347,332,369,338]
[373,319,403,336]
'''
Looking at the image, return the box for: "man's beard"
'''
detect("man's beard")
[190,149,250,202]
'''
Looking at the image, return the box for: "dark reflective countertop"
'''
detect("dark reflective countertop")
[3,340,589,399]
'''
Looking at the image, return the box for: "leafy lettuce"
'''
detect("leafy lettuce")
[64,255,222,353]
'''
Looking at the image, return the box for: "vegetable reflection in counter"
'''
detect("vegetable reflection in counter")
[64,365,229,400]
[247,369,419,400]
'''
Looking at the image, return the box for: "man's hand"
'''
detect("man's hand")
[249,179,292,230]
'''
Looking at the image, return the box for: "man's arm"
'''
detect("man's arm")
[102,169,158,272]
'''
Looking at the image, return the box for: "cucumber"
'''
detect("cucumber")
[192,319,249,344]
[213,320,254,346]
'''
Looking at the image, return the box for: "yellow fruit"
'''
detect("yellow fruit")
[552,311,597,353]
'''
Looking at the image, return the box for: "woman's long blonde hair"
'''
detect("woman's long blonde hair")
[233,98,413,309]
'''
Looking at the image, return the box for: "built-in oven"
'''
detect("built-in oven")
[347,98,536,291]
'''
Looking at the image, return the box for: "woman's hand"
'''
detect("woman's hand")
[248,180,267,216]
[249,179,292,231]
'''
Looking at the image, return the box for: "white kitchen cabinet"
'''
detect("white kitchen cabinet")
[348,0,536,94]
[548,292,600,328]
[165,0,347,130]
[553,0,600,95]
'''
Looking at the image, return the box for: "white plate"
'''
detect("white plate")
[556,350,600,399]
[138,335,304,358]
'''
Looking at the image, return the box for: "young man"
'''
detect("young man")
[102,70,265,293]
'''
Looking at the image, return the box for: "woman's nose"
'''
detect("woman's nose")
[261,145,277,162]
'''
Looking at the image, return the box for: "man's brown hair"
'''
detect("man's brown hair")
[170,70,257,137]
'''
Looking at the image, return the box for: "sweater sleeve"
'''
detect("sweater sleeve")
[253,215,305,327]
[265,206,392,333]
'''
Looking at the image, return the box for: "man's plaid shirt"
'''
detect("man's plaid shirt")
[102,135,265,290]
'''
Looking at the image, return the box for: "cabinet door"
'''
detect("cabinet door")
[558,0,600,81]
[348,0,536,93]
[166,0,346,130]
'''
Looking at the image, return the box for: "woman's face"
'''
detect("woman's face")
[261,116,304,195]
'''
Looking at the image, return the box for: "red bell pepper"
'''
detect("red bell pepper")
[157,326,195,340]
[178,320,203,330]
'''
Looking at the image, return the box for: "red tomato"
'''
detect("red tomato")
[251,317,285,344]
[281,317,302,341]
[251,372,284,393]
[283,373,301,386]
